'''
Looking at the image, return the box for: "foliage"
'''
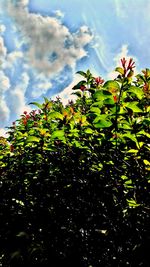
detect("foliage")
[0,58,150,266]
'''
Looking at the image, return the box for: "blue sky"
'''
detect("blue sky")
[0,0,150,135]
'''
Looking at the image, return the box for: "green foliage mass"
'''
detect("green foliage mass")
[0,60,150,266]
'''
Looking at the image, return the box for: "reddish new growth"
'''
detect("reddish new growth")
[121,57,135,76]
[30,110,37,121]
[95,77,104,85]
[80,85,86,91]
[10,144,14,152]
[22,111,30,125]
[113,95,118,103]
[142,70,150,93]
[143,83,149,91]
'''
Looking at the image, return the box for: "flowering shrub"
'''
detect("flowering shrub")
[0,58,150,266]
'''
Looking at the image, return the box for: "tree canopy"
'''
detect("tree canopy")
[0,58,150,266]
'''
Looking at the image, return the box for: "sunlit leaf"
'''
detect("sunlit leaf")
[29,102,43,109]
[143,159,150,166]
[84,128,93,134]
[94,120,112,128]
[93,90,112,101]
[125,102,143,113]
[26,136,40,143]
[90,107,101,114]
[127,199,140,207]
[115,67,124,75]
[48,112,64,120]
[103,80,120,93]
[51,130,65,140]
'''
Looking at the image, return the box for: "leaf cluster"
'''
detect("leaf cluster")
[0,63,150,266]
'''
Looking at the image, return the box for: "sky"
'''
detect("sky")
[0,0,150,135]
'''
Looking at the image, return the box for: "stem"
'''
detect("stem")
[114,83,124,151]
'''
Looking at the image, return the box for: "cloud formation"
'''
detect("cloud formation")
[0,0,93,133]
[9,72,31,115]
[6,0,93,77]
[0,70,10,124]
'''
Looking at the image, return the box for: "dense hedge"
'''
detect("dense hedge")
[0,58,150,266]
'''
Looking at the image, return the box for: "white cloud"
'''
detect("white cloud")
[4,50,23,69]
[53,10,64,18]
[0,71,10,125]
[0,0,94,129]
[0,99,10,123]
[21,0,29,7]
[10,72,31,115]
[0,24,6,33]
[32,80,52,98]
[114,0,127,19]
[6,0,93,77]
[0,71,10,91]
[113,44,129,65]
[7,50,23,63]
[0,36,7,59]
[0,34,23,70]
[93,35,110,71]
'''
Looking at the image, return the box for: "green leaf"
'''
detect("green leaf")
[72,80,86,90]
[48,112,63,120]
[118,122,132,130]
[137,130,150,138]
[72,91,82,97]
[122,133,138,144]
[86,69,91,77]
[103,80,120,92]
[115,67,125,75]
[136,74,146,82]
[94,120,112,128]
[26,136,40,143]
[121,175,128,180]
[103,98,114,105]
[127,199,140,207]
[84,128,93,134]
[51,130,65,140]
[72,140,83,148]
[93,114,109,123]
[93,90,112,101]
[90,107,101,114]
[11,251,21,259]
[39,128,48,135]
[127,149,138,154]
[146,106,150,112]
[68,129,79,138]
[76,71,87,78]
[29,102,43,109]
[126,102,143,113]
[143,159,150,166]
[43,97,49,103]
[91,101,103,108]
[128,86,144,100]
[16,231,27,237]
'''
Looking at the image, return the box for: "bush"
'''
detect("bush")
[0,58,150,266]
